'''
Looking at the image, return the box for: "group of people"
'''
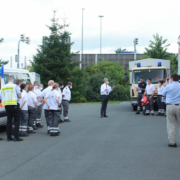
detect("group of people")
[136,77,166,116]
[0,77,72,141]
[136,74,180,148]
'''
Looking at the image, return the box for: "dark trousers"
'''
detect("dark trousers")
[49,110,60,133]
[28,106,36,131]
[137,93,145,112]
[101,95,109,116]
[44,109,50,130]
[5,105,20,139]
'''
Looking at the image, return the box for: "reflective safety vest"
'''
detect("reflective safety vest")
[1,83,18,106]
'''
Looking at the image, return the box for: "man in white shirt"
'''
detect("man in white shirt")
[62,82,72,122]
[58,81,64,123]
[144,78,155,115]
[33,81,43,128]
[100,78,115,118]
[41,80,54,133]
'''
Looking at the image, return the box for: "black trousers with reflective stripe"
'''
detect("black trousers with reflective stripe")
[5,104,20,139]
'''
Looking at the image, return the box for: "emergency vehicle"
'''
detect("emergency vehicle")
[0,67,41,125]
[128,58,170,111]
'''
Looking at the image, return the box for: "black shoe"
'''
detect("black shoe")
[156,113,161,116]
[161,113,164,116]
[14,138,23,142]
[37,124,43,128]
[144,113,150,115]
[136,112,140,114]
[151,113,154,116]
[33,127,38,130]
[50,133,54,136]
[64,119,71,122]
[168,143,177,147]
[7,137,14,141]
[104,115,108,117]
[60,120,64,123]
[0,138,3,140]
[22,133,29,137]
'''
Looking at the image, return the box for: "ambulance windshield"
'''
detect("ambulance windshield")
[133,69,166,84]
[4,72,30,84]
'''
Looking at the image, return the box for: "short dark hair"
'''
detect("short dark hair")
[171,73,179,81]
[67,82,72,85]
[147,78,151,81]
[16,79,23,85]
[20,83,26,92]
[178,75,180,80]
[140,77,143,79]
[59,81,63,86]
[158,80,164,85]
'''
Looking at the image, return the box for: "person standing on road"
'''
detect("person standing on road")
[62,82,72,122]
[45,83,61,136]
[58,81,64,123]
[144,78,155,116]
[27,85,37,134]
[41,80,54,133]
[136,77,146,114]
[19,83,29,137]
[1,77,23,141]
[156,80,165,116]
[100,78,115,118]
[33,81,43,128]
[162,73,180,147]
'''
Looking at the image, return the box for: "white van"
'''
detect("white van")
[0,68,35,125]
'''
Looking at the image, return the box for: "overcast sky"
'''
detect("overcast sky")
[0,0,180,68]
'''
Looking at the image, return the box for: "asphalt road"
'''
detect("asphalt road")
[0,102,180,180]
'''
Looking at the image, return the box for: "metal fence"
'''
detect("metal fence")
[72,53,144,70]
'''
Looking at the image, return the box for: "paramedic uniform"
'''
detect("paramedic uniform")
[58,88,63,122]
[19,90,28,135]
[100,83,113,116]
[137,81,146,113]
[46,90,61,136]
[157,85,165,115]
[1,82,21,139]
[62,86,71,121]
[34,86,43,128]
[41,86,53,132]
[27,91,37,132]
[145,84,155,114]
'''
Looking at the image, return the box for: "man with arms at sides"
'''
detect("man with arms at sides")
[144,78,155,116]
[41,80,54,133]
[100,78,115,118]
[136,77,146,114]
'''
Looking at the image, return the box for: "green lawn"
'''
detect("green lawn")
[70,101,122,105]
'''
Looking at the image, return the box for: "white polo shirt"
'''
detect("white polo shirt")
[46,90,60,110]
[100,83,112,95]
[27,91,37,108]
[41,86,53,110]
[145,84,155,95]
[157,85,165,95]
[58,88,62,103]
[33,86,42,106]
[62,86,71,101]
[19,90,28,110]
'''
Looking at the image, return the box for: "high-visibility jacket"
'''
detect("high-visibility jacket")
[1,82,18,106]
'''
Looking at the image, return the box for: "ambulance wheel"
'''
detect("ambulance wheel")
[133,106,137,111]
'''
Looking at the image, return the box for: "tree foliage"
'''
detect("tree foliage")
[115,47,127,53]
[170,55,178,73]
[0,38,9,67]
[144,33,170,59]
[30,11,79,87]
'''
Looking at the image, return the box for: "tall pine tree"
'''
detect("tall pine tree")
[0,38,9,67]
[31,11,79,86]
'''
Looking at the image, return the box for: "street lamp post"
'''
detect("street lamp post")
[80,8,85,69]
[99,15,104,54]
[17,34,30,69]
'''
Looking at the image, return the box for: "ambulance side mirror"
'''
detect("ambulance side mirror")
[124,71,128,82]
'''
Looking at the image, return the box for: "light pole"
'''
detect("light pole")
[133,38,138,61]
[99,15,104,54]
[17,34,30,69]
